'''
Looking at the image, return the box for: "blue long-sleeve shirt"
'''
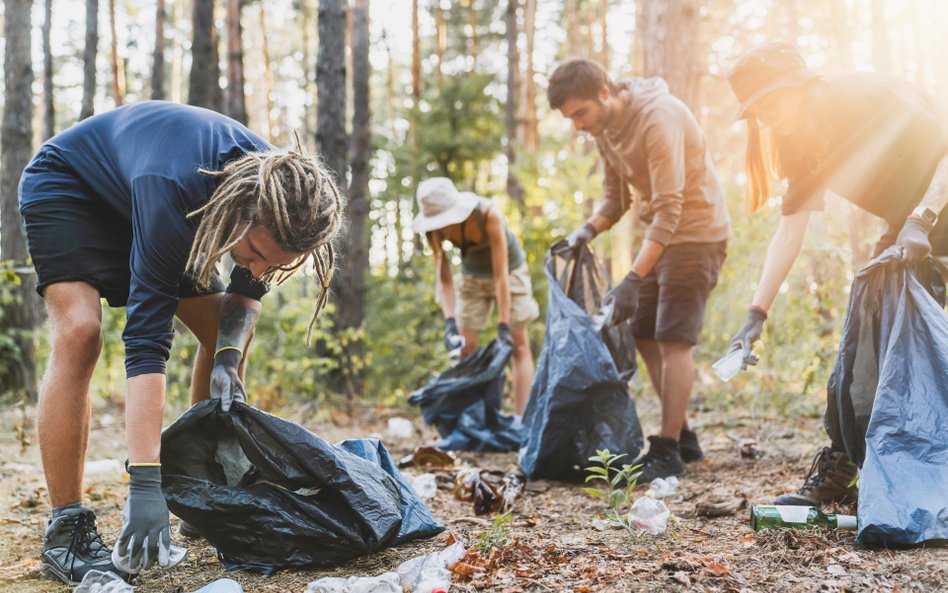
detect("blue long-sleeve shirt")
[18,101,275,377]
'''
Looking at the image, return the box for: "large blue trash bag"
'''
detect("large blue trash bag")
[408,339,521,452]
[825,247,948,545]
[160,399,443,574]
[519,241,643,481]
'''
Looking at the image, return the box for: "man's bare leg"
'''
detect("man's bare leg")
[657,341,695,440]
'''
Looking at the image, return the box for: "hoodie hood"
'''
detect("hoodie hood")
[614,78,669,121]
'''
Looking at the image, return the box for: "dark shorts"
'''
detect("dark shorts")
[21,199,223,307]
[632,240,727,345]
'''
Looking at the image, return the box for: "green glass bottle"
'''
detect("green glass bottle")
[750,505,857,531]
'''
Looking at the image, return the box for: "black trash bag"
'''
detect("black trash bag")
[519,241,643,481]
[160,399,443,573]
[825,247,948,545]
[408,339,521,452]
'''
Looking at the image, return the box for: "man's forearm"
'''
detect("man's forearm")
[630,239,665,278]
[216,294,261,351]
[918,155,948,215]
[588,214,615,235]
[126,373,166,463]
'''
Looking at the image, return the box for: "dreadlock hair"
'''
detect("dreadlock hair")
[185,136,346,344]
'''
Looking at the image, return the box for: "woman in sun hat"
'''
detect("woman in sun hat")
[412,177,539,415]
[723,41,948,508]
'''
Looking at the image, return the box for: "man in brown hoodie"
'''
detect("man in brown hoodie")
[548,58,730,482]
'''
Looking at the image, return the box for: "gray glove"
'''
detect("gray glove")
[566,222,598,250]
[113,465,171,574]
[896,216,933,263]
[497,322,513,346]
[444,318,464,352]
[210,348,246,412]
[727,307,768,367]
[603,271,643,326]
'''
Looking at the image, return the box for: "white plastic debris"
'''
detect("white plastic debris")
[306,572,401,593]
[385,417,414,441]
[407,473,438,499]
[74,570,132,593]
[645,476,679,498]
[110,522,188,576]
[627,496,671,535]
[187,578,245,593]
[396,541,466,592]
[83,459,125,475]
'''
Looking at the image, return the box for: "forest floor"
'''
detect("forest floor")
[0,396,944,593]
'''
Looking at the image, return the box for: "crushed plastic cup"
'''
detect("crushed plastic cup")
[385,417,414,441]
[110,532,188,576]
[712,347,746,382]
[627,496,671,535]
[306,572,400,593]
[645,476,679,498]
[408,472,438,499]
[396,542,465,591]
[447,336,466,366]
[74,570,132,593]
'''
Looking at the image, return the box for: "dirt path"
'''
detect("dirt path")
[0,399,944,593]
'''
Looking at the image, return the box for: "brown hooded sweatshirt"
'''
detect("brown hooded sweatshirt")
[594,77,730,246]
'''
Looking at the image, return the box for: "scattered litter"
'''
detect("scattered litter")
[827,564,847,576]
[187,579,244,593]
[696,495,746,517]
[646,476,679,498]
[306,572,401,593]
[711,347,746,382]
[627,496,670,534]
[83,459,124,475]
[398,445,457,469]
[396,541,466,592]
[385,418,414,441]
[74,570,132,593]
[454,468,502,516]
[738,439,760,459]
[501,467,525,511]
[408,473,438,499]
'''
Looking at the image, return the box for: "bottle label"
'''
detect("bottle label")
[775,505,811,524]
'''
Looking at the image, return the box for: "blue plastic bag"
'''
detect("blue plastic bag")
[160,400,443,573]
[409,339,521,452]
[825,247,948,545]
[519,242,643,481]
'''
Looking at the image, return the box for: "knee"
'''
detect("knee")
[52,315,102,361]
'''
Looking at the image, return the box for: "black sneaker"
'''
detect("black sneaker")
[679,428,704,463]
[774,446,858,506]
[631,436,686,484]
[41,506,118,585]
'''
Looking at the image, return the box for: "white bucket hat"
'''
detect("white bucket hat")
[411,177,479,233]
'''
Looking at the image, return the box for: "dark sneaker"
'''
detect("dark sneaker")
[631,436,686,484]
[679,428,704,463]
[179,520,202,539]
[774,447,858,506]
[41,507,117,585]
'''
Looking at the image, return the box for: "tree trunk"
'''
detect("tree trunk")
[336,0,370,398]
[409,0,422,256]
[189,0,223,111]
[259,5,275,140]
[42,0,55,140]
[435,2,445,86]
[521,0,537,150]
[505,0,524,209]
[301,0,313,140]
[108,0,126,105]
[170,0,183,103]
[225,0,247,124]
[599,0,609,70]
[80,0,98,120]
[566,0,579,56]
[151,0,166,100]
[1,0,39,402]
[637,0,700,114]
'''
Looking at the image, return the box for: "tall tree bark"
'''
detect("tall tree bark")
[225,0,248,124]
[42,0,55,139]
[170,0,184,103]
[1,0,39,402]
[151,0,166,100]
[337,0,370,397]
[259,5,275,140]
[301,0,313,140]
[522,0,537,149]
[637,0,700,114]
[108,0,126,105]
[435,1,445,86]
[505,0,524,208]
[189,0,223,111]
[80,0,98,120]
[409,0,422,256]
[599,0,609,70]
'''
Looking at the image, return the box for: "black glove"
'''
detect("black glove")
[444,317,464,352]
[497,322,513,346]
[603,271,643,326]
[210,347,246,412]
[566,222,598,250]
[896,216,934,263]
[727,307,768,367]
[113,465,171,574]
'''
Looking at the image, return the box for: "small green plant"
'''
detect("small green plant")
[473,513,513,553]
[583,449,642,517]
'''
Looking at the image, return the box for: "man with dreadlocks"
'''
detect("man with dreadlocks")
[18,101,344,584]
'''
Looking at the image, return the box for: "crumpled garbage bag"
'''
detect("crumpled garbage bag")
[825,247,948,545]
[160,399,443,573]
[519,242,643,481]
[409,339,521,452]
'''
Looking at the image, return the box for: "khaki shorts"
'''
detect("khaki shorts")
[456,264,540,331]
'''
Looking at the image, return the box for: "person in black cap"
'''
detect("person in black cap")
[723,42,948,507]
